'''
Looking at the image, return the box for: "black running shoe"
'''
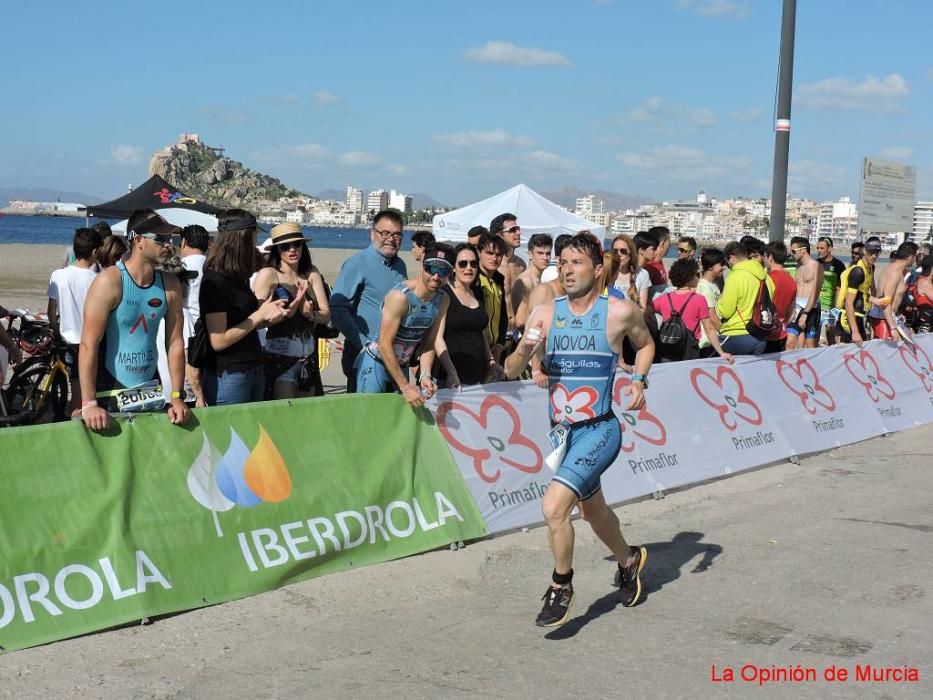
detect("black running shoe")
[614,545,647,607]
[536,585,574,627]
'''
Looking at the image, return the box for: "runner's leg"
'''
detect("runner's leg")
[578,490,634,565]
[541,481,578,577]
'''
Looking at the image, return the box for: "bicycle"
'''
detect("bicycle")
[1,311,70,426]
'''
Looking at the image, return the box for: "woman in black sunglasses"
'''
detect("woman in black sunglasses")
[423,243,503,387]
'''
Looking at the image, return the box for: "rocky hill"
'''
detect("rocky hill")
[149,137,311,209]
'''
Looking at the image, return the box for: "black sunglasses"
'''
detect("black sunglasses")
[457,259,479,269]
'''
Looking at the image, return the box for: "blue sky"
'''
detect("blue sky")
[1,0,930,206]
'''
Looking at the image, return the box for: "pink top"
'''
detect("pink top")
[653,291,710,341]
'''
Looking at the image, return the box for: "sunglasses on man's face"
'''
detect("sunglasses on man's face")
[140,232,173,246]
[424,263,452,277]
[457,259,479,269]
[504,225,521,234]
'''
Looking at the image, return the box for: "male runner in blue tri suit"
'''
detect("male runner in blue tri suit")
[79,209,190,432]
[505,233,656,627]
[356,242,453,408]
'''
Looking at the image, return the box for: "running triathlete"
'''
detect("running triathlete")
[504,233,656,628]
[786,236,823,350]
[356,242,453,407]
[815,236,847,345]
[79,210,190,431]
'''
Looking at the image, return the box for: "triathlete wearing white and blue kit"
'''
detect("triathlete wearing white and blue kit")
[356,281,444,393]
[96,260,167,411]
[545,293,622,500]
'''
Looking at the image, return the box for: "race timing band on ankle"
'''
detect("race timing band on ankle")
[552,568,574,585]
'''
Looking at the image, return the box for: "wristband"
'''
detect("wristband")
[631,373,647,384]
[81,400,98,411]
[170,390,183,400]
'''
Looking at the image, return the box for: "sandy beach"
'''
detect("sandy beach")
[0,244,415,313]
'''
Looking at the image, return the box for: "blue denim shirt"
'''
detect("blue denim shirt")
[329,245,407,351]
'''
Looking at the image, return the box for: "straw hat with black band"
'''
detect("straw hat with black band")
[268,222,310,247]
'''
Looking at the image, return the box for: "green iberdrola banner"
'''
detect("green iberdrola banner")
[0,394,487,653]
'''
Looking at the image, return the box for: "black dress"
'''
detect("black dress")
[437,285,489,386]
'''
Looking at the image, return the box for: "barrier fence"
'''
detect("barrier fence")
[0,337,930,652]
[0,395,486,653]
[430,337,933,534]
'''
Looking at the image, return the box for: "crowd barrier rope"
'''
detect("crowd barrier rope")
[0,395,487,653]
[429,336,933,535]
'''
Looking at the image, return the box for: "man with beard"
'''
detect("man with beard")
[79,209,190,432]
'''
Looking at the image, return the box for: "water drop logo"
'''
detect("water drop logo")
[187,425,292,536]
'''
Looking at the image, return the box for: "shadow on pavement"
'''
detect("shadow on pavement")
[545,530,722,641]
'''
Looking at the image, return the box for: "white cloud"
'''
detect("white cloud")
[878,146,913,161]
[464,41,571,68]
[339,151,380,167]
[385,164,410,176]
[628,96,663,122]
[731,107,764,123]
[433,129,533,148]
[676,0,750,20]
[689,107,716,128]
[618,144,751,179]
[523,150,580,171]
[797,73,909,113]
[110,145,145,165]
[313,91,340,106]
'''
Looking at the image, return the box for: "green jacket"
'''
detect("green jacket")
[716,259,776,336]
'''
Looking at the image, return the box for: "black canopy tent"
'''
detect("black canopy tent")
[85,175,223,220]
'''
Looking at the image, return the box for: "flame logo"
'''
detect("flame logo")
[187,425,292,536]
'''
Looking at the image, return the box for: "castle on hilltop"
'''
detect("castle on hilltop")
[148,133,225,176]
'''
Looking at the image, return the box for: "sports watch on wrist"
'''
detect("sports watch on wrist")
[631,372,649,390]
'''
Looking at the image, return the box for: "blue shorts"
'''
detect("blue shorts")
[356,349,398,394]
[552,413,622,501]
[787,304,821,339]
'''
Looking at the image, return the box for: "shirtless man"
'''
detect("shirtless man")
[786,236,823,350]
[511,233,553,332]
[527,236,571,388]
[867,242,916,341]
[504,232,655,627]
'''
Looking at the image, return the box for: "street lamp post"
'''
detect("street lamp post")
[768,0,797,243]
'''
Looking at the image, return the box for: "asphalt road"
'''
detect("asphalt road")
[1,425,930,699]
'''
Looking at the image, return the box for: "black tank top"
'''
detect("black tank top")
[437,285,489,385]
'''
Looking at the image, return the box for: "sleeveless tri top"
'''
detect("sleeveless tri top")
[97,261,167,392]
[545,294,618,426]
[370,282,444,367]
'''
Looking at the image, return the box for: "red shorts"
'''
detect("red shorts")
[869,317,893,339]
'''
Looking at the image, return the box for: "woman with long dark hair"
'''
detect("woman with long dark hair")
[611,234,650,310]
[253,223,330,398]
[423,243,503,388]
[200,210,288,405]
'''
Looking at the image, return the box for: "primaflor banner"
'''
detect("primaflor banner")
[0,395,487,653]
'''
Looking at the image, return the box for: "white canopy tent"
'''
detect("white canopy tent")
[111,208,219,235]
[431,184,605,247]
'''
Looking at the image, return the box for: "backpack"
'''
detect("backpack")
[657,293,700,362]
[737,271,776,340]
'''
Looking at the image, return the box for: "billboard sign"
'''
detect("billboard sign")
[857,157,916,233]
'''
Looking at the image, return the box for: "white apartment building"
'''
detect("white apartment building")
[346,186,363,215]
[286,209,309,225]
[367,189,388,213]
[389,190,413,215]
[575,195,604,219]
[912,202,933,243]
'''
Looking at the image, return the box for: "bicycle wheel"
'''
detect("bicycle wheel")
[4,365,55,424]
[49,370,69,421]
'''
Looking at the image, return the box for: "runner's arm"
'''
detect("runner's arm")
[504,303,549,379]
[307,272,331,325]
[78,271,120,405]
[807,265,823,312]
[163,275,187,398]
[512,276,530,331]
[844,291,861,342]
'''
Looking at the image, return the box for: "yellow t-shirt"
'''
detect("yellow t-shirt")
[479,273,503,348]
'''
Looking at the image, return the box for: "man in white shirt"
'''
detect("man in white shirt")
[180,224,209,406]
[47,227,99,414]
